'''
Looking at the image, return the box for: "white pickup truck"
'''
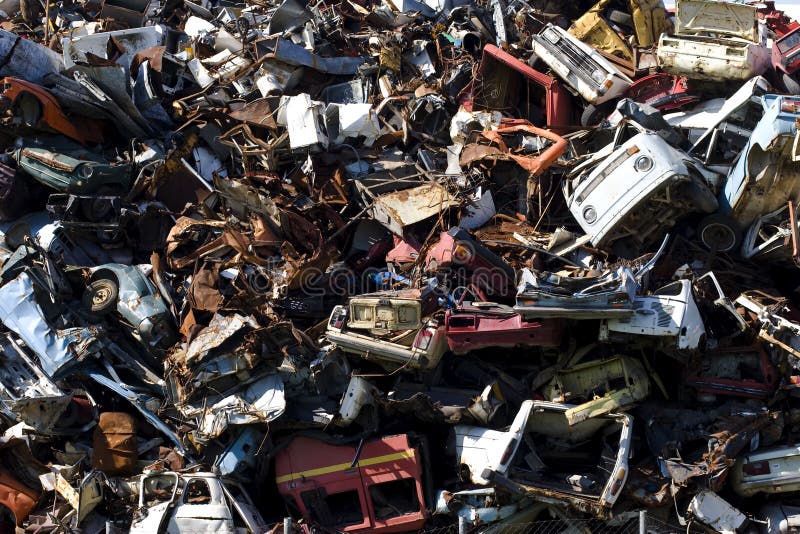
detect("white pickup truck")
[326,294,448,371]
[657,0,770,81]
[531,24,632,116]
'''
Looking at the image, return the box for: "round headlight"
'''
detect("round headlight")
[583,206,597,224]
[634,156,653,172]
[78,164,94,179]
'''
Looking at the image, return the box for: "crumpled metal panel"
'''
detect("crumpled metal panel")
[0,30,62,83]
[181,373,285,442]
[0,272,100,378]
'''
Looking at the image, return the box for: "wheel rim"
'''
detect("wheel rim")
[93,287,112,306]
[702,223,736,252]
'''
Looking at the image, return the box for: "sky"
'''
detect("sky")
[662,1,800,21]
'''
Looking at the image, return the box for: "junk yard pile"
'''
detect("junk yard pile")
[7,0,800,531]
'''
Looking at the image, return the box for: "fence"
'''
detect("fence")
[417,511,700,534]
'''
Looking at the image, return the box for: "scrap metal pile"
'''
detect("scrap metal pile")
[6,0,800,531]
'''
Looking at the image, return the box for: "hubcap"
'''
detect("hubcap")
[93,288,111,305]
[703,223,735,251]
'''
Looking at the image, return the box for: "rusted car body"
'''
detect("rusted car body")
[455,400,632,519]
[14,141,134,195]
[129,471,266,533]
[326,298,447,371]
[467,44,576,133]
[623,73,699,112]
[465,121,568,177]
[445,301,564,354]
[276,434,430,533]
[0,77,103,145]
[85,263,177,352]
[758,1,800,37]
[685,344,778,402]
[569,0,672,62]
[657,0,770,81]
[545,356,650,425]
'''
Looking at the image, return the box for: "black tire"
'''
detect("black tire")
[698,214,741,253]
[81,197,114,222]
[80,186,121,222]
[83,278,118,315]
[677,178,718,213]
[783,73,800,95]
[607,9,633,27]
[581,103,609,127]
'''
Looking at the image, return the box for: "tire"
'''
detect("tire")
[698,214,741,253]
[607,9,633,27]
[677,178,718,213]
[581,103,611,127]
[80,186,121,222]
[783,73,800,95]
[82,197,115,222]
[83,278,119,315]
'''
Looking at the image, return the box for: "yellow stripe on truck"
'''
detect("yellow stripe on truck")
[276,450,416,484]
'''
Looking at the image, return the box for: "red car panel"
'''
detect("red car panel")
[445,303,564,354]
[276,434,428,533]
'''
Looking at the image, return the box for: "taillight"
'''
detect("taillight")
[500,438,518,465]
[330,309,346,329]
[782,97,800,113]
[610,467,626,495]
[413,327,434,350]
[742,460,771,476]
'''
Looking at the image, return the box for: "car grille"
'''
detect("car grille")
[535,30,600,88]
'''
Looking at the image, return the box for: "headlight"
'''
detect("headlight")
[543,28,559,43]
[77,164,94,179]
[634,156,654,172]
[591,70,606,84]
[583,206,597,224]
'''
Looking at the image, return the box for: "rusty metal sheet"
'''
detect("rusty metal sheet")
[370,183,457,235]
[92,412,138,475]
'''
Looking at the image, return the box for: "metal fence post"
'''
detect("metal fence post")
[459,515,467,534]
[639,509,647,534]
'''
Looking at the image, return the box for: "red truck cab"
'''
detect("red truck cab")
[276,434,429,533]
[463,44,577,134]
[774,27,800,76]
